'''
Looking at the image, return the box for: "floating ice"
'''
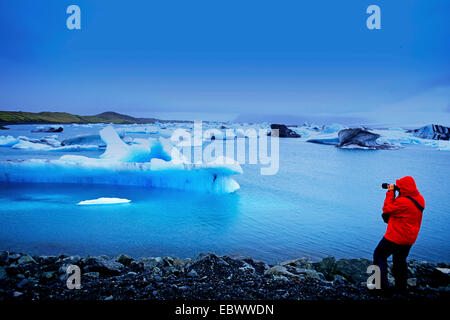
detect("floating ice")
[338,128,395,150]
[62,131,126,147]
[303,125,450,151]
[52,145,100,152]
[0,135,19,147]
[7,135,98,152]
[117,126,159,134]
[40,136,61,147]
[62,134,105,146]
[31,125,64,133]
[408,124,450,140]
[0,126,242,193]
[306,136,340,145]
[292,123,343,140]
[435,140,450,151]
[99,126,173,163]
[0,155,242,193]
[12,140,53,151]
[235,129,246,138]
[77,197,131,205]
[100,126,133,160]
[322,123,346,134]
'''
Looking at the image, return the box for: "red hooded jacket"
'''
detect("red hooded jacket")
[383,176,425,245]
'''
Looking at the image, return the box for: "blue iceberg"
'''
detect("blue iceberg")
[0,126,242,193]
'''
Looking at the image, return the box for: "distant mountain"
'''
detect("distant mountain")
[0,111,167,125]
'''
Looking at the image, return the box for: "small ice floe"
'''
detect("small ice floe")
[77,197,131,205]
[31,125,64,133]
[0,135,20,147]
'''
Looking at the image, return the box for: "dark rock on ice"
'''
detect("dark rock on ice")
[407,124,450,141]
[337,128,394,150]
[269,124,301,138]
[31,126,63,133]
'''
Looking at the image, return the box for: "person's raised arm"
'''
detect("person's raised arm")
[382,185,407,216]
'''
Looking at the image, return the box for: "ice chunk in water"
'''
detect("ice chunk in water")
[0,135,20,147]
[77,197,131,205]
[0,126,242,193]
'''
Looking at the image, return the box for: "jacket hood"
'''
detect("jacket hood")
[396,176,419,197]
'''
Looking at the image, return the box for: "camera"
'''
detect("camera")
[381,183,399,191]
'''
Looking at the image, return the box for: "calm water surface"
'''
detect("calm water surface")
[0,125,449,263]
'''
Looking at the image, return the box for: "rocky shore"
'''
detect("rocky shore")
[0,251,449,301]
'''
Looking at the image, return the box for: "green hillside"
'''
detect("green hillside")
[0,111,158,125]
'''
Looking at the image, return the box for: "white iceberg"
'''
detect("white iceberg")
[99,126,175,163]
[298,124,450,151]
[408,124,450,140]
[117,126,159,134]
[31,125,64,133]
[373,128,450,151]
[322,123,346,134]
[77,197,131,205]
[52,145,100,152]
[61,131,125,147]
[0,126,242,193]
[0,135,20,147]
[435,140,450,151]
[9,136,98,152]
[12,140,53,151]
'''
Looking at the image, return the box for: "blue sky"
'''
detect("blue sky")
[0,0,449,125]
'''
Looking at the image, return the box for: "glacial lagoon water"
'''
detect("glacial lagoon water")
[0,125,449,263]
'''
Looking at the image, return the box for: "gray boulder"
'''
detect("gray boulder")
[408,260,450,288]
[140,257,163,270]
[116,254,134,266]
[265,265,291,276]
[59,256,81,265]
[264,265,299,279]
[82,256,123,276]
[17,255,37,265]
[187,254,233,279]
[335,258,372,284]
[294,268,325,280]
[313,256,337,281]
[280,257,314,269]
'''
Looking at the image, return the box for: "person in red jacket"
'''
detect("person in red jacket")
[374,176,425,292]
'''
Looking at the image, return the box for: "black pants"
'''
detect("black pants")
[373,237,411,290]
